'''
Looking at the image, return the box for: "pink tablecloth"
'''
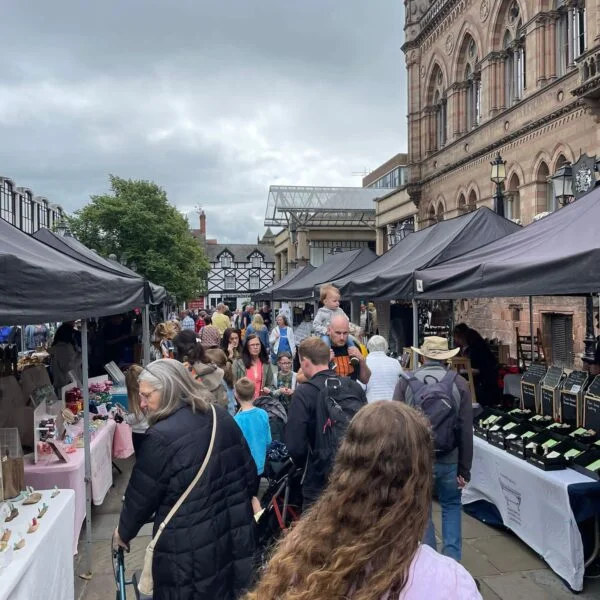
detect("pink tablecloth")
[24,419,117,554]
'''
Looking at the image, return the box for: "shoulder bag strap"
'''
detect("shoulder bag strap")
[149,404,217,549]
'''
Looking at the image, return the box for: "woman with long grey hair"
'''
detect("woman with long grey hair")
[114,359,258,600]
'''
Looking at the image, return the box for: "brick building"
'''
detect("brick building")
[401,0,600,365]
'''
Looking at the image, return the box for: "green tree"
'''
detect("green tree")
[69,175,208,301]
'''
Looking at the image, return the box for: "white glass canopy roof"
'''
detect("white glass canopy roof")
[265,186,379,228]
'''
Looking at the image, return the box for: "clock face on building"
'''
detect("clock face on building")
[575,167,593,194]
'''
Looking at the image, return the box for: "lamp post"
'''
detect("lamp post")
[490,152,507,217]
[583,294,597,364]
[550,163,573,207]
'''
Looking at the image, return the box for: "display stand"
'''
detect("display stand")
[583,375,600,431]
[559,370,589,426]
[540,366,564,419]
[449,356,477,403]
[401,347,416,370]
[520,364,547,412]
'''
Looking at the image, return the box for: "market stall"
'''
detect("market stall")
[253,264,316,302]
[333,208,520,300]
[464,436,598,591]
[0,217,149,580]
[23,419,117,553]
[412,188,600,589]
[271,247,376,301]
[0,489,75,600]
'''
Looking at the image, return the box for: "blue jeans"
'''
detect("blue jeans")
[423,462,462,561]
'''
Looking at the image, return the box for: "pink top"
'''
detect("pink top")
[247,361,264,398]
[391,545,482,600]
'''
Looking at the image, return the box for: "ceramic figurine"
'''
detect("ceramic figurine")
[1,529,10,543]
[4,504,18,523]
[38,504,48,519]
[27,519,38,534]
[22,492,42,506]
[13,536,25,550]
[51,486,60,498]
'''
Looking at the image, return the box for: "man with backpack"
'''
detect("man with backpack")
[286,337,367,509]
[393,336,473,562]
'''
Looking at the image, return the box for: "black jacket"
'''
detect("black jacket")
[286,370,367,501]
[118,404,257,600]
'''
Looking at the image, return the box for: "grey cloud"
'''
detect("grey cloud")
[0,0,406,243]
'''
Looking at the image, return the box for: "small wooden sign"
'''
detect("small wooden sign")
[449,357,476,404]
[520,381,538,412]
[540,386,558,419]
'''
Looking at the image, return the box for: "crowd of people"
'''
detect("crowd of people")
[113,288,486,599]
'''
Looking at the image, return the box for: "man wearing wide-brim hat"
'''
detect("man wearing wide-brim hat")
[393,336,473,563]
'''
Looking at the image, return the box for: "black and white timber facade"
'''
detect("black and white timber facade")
[205,241,275,310]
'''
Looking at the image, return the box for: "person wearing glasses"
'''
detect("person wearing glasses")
[232,334,275,399]
[114,359,258,600]
[272,351,296,412]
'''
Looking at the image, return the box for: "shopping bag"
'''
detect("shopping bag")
[1,453,25,500]
[112,422,135,459]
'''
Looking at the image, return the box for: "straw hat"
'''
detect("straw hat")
[412,336,460,361]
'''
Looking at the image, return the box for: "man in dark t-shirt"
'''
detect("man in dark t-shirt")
[327,314,371,384]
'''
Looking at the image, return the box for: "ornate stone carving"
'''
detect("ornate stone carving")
[420,65,426,78]
[480,0,489,22]
[445,33,454,55]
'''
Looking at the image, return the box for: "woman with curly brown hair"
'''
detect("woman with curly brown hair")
[245,401,481,600]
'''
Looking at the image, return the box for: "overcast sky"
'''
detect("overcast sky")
[0,1,406,243]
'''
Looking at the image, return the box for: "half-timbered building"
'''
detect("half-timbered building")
[204,235,275,311]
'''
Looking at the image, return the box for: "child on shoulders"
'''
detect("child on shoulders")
[313,284,355,348]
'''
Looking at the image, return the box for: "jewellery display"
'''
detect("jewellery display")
[37,504,48,519]
[4,504,18,523]
[26,518,38,534]
[51,486,60,498]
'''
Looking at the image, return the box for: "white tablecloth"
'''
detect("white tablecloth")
[0,489,75,600]
[463,436,592,591]
[23,419,116,553]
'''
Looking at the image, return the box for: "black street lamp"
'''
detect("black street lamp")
[490,152,507,217]
[550,163,573,206]
[583,294,597,364]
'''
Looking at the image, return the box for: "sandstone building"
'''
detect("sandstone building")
[402,0,600,365]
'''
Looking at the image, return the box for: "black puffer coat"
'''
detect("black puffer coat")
[118,403,257,600]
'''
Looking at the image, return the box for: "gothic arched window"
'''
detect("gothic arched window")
[501,2,525,106]
[460,36,481,130]
[427,65,447,151]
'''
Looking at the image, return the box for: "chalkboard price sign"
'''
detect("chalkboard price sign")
[522,364,547,384]
[560,392,578,426]
[584,395,600,432]
[563,370,589,394]
[587,375,600,399]
[541,386,556,418]
[543,366,564,389]
[521,382,537,411]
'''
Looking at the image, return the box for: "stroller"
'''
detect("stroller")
[255,443,303,567]
[253,395,287,442]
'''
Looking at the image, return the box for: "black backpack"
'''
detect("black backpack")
[406,369,460,456]
[308,376,367,480]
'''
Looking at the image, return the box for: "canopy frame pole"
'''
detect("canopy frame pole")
[142,305,150,366]
[449,300,455,346]
[412,299,419,348]
[20,325,26,353]
[81,319,93,577]
[529,297,534,363]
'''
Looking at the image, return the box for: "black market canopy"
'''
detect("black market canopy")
[264,186,380,228]
[333,208,521,300]
[414,186,600,299]
[33,227,166,304]
[272,248,377,301]
[0,218,148,325]
[253,264,316,301]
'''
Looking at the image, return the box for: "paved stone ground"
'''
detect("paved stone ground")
[75,456,600,599]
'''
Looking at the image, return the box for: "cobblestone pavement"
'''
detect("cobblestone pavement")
[75,456,600,599]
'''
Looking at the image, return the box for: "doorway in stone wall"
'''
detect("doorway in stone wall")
[542,313,574,368]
